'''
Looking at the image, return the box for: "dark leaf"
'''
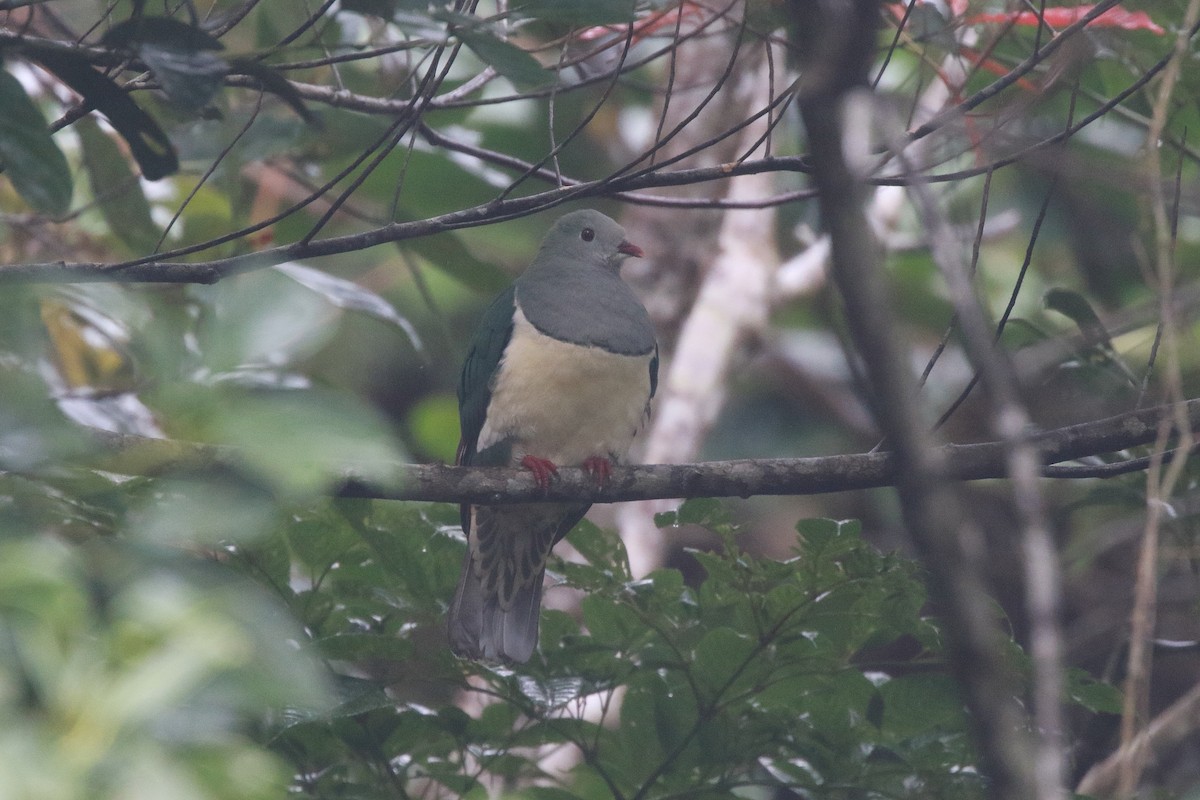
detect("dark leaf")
[341,0,399,17]
[399,230,511,292]
[30,47,178,179]
[511,0,637,26]
[1066,667,1123,714]
[1044,287,1112,348]
[228,58,318,124]
[101,16,225,52]
[692,627,756,697]
[0,69,72,215]
[877,674,965,742]
[454,28,553,89]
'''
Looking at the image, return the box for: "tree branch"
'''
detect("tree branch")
[82,400,1200,505]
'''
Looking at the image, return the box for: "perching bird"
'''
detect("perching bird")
[449,209,658,663]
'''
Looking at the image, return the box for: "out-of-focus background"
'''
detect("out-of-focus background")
[0,1,1197,798]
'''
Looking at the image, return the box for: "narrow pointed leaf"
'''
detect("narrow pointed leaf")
[30,47,178,179]
[455,29,552,89]
[76,115,161,253]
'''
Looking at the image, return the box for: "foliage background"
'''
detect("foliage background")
[0,1,1197,798]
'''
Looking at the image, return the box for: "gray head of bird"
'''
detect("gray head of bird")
[536,209,644,274]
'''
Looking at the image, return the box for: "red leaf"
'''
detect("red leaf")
[577,1,708,43]
[965,4,1164,34]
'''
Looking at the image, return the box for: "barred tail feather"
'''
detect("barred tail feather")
[448,549,543,663]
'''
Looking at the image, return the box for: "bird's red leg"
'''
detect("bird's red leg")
[582,456,613,486]
[520,455,559,490]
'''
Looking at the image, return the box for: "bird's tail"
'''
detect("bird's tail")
[448,548,543,663]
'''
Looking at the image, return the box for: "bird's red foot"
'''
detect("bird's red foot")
[520,455,559,490]
[582,455,613,486]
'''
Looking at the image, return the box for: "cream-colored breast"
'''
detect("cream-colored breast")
[477,308,653,465]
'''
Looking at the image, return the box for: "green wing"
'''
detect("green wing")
[456,285,516,468]
[649,343,659,400]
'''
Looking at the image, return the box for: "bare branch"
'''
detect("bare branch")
[790,0,1052,795]
[1077,678,1200,798]
[82,392,1199,510]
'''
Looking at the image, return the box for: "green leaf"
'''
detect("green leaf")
[455,28,553,89]
[401,230,511,292]
[195,269,341,373]
[580,593,641,643]
[315,632,413,662]
[511,0,637,26]
[407,393,460,463]
[1066,667,1122,714]
[0,69,73,215]
[519,788,589,800]
[675,497,731,529]
[876,674,965,741]
[1044,287,1111,347]
[566,519,630,578]
[76,115,162,254]
[692,627,756,697]
[199,387,405,496]
[129,474,278,547]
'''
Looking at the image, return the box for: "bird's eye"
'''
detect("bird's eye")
[581,228,595,242]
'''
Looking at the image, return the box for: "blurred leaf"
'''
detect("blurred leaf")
[1066,667,1122,714]
[228,58,318,124]
[341,0,399,17]
[1044,287,1112,348]
[453,27,553,89]
[204,387,405,496]
[0,69,73,215]
[102,16,225,51]
[673,497,731,530]
[0,364,89,472]
[512,0,637,26]
[275,262,424,356]
[401,231,511,292]
[128,473,279,547]
[876,674,965,742]
[195,270,340,375]
[39,297,136,392]
[406,393,459,462]
[315,632,413,661]
[566,520,629,576]
[0,535,328,800]
[76,115,162,254]
[31,48,178,179]
[580,592,642,643]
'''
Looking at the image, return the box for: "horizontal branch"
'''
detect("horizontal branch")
[91,399,1200,505]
